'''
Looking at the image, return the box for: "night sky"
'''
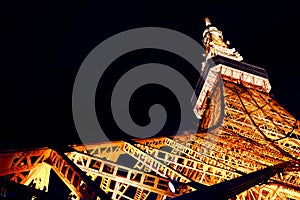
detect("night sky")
[2,1,300,150]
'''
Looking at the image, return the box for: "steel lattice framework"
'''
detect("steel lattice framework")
[1,18,300,200]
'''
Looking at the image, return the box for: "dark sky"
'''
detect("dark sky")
[2,1,300,150]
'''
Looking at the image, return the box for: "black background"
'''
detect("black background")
[2,1,300,150]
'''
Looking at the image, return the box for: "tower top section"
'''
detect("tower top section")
[202,17,243,61]
[193,18,271,119]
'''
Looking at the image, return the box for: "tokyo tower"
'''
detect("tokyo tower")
[1,18,300,200]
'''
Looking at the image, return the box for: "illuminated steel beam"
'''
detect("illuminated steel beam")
[66,151,181,198]
[46,150,109,200]
[135,142,241,185]
[0,148,51,176]
[71,141,126,163]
